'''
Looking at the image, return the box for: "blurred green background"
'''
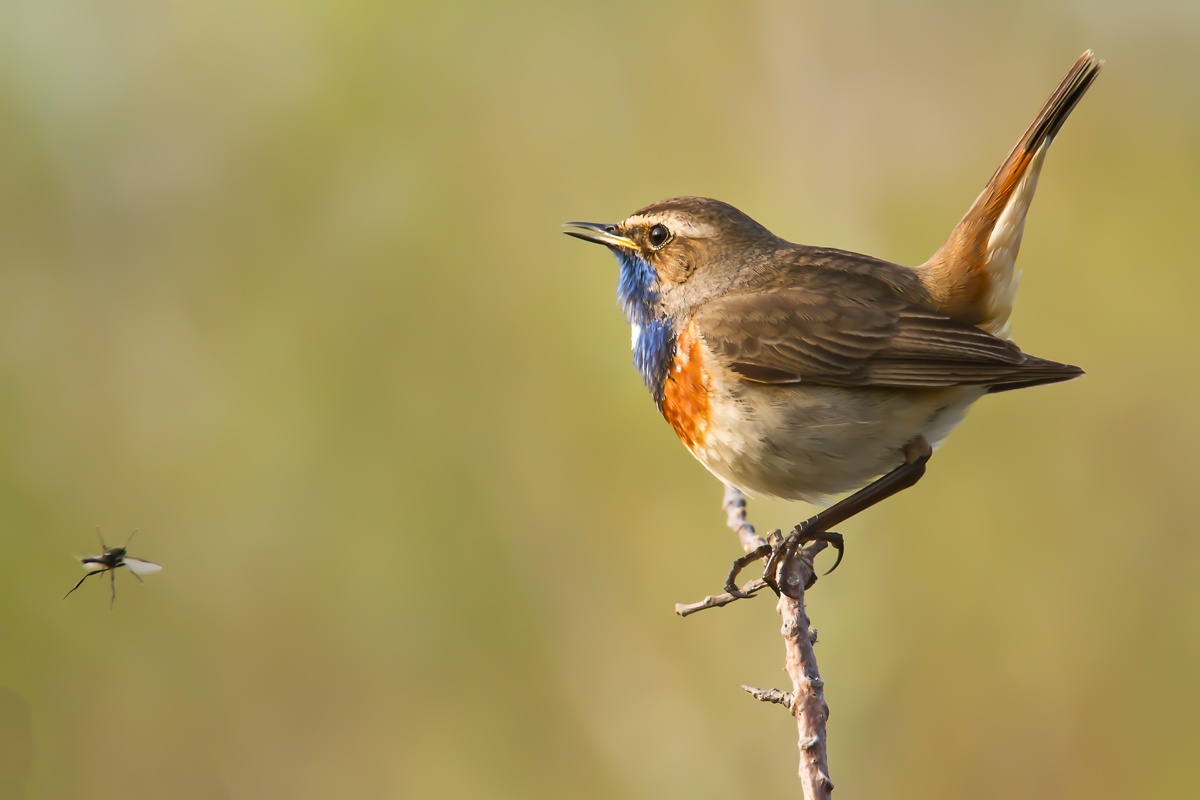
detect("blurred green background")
[0,1,1197,798]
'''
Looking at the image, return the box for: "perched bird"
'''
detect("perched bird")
[566,52,1100,596]
[64,528,162,610]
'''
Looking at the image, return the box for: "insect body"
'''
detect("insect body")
[64,528,162,609]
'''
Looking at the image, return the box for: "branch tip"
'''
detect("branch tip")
[675,579,767,617]
[741,684,795,708]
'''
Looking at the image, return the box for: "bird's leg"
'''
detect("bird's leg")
[765,435,933,598]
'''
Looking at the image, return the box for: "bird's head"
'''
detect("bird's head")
[565,196,781,326]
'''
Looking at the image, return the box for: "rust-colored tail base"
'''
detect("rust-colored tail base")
[920,51,1103,332]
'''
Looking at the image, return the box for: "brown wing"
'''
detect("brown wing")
[694,279,1082,390]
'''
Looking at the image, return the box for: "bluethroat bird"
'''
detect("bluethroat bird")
[566,52,1099,598]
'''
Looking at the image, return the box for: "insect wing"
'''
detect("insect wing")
[123,558,162,575]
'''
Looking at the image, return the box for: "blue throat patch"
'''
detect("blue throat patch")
[613,249,674,408]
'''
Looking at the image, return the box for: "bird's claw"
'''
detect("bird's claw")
[763,525,845,599]
[724,543,772,597]
[720,527,844,602]
[822,532,845,576]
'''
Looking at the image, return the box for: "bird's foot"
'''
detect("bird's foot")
[723,540,775,598]
[762,523,844,599]
[723,525,843,599]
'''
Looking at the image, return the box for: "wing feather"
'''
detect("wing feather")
[695,281,1080,390]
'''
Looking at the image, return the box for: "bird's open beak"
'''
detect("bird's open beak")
[563,221,637,250]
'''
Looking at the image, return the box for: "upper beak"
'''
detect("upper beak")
[563,221,637,250]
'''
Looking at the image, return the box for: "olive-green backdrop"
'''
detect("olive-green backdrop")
[0,2,1197,798]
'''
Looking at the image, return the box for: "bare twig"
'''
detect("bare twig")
[678,486,834,798]
[675,487,775,615]
[723,483,766,551]
[778,545,834,798]
[675,578,768,616]
[741,684,794,707]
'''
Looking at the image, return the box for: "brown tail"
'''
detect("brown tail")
[918,51,1102,335]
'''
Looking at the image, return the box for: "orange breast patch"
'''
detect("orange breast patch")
[661,319,712,452]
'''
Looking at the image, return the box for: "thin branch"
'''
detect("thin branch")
[741,684,794,708]
[778,545,834,798]
[723,483,766,552]
[678,486,834,798]
[675,578,768,617]
[675,488,777,615]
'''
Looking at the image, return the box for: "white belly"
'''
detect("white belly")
[691,377,983,503]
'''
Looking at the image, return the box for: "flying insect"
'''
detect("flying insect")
[64,528,162,609]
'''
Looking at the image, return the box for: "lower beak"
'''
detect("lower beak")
[563,221,637,250]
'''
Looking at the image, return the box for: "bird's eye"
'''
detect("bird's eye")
[647,224,671,249]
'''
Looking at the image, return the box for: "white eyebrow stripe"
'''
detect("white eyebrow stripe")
[672,219,718,238]
[624,213,718,239]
